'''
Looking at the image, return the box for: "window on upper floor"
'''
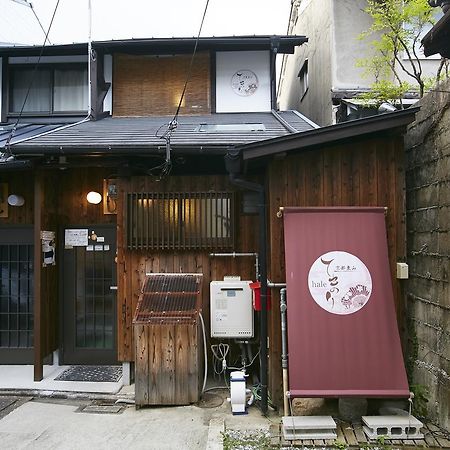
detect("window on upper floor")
[9,65,88,115]
[298,59,308,100]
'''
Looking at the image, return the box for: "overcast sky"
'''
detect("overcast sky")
[29,0,292,44]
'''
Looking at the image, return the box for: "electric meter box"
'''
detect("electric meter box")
[210,280,254,338]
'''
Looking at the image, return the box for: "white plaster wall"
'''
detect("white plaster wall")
[215,51,271,113]
[278,0,334,126]
[333,0,442,89]
[103,54,112,115]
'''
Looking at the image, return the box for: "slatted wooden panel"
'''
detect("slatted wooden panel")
[116,175,259,362]
[113,52,211,116]
[134,321,201,405]
[267,135,407,406]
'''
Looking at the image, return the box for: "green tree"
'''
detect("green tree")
[358,0,439,103]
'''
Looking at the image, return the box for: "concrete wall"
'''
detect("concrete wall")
[279,0,442,126]
[278,0,333,126]
[405,79,450,430]
[332,0,377,90]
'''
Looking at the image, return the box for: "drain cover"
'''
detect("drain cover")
[77,404,124,414]
[0,397,16,412]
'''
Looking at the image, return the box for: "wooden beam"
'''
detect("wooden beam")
[33,172,43,381]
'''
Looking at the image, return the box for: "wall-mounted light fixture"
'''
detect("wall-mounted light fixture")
[86,191,102,204]
[7,194,25,207]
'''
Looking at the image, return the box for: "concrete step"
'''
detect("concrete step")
[362,415,424,440]
[282,415,337,440]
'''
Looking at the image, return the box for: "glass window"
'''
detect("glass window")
[127,192,235,250]
[54,68,88,112]
[9,66,88,115]
[11,69,52,113]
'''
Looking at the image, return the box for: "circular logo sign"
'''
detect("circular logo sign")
[308,251,372,315]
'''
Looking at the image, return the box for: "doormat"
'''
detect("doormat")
[55,365,122,382]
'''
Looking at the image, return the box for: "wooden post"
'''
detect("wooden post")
[33,172,43,381]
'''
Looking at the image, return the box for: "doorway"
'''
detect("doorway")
[0,227,34,364]
[61,225,117,365]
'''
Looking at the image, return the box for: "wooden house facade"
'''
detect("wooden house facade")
[0,35,417,411]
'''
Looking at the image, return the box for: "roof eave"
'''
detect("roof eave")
[0,35,307,57]
[240,108,419,161]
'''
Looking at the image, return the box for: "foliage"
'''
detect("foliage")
[222,429,271,450]
[358,0,440,101]
[410,383,430,418]
[333,440,348,449]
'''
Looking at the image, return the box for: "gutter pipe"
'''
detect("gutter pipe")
[280,288,289,416]
[225,149,269,415]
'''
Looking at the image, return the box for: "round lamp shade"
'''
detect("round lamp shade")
[86,191,102,204]
[7,194,25,206]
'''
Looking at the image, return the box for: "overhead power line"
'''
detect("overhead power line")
[152,0,210,179]
[3,0,60,159]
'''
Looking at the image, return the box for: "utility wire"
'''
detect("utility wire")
[29,1,52,45]
[3,0,60,158]
[153,0,210,179]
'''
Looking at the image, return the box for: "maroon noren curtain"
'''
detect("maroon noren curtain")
[283,207,409,398]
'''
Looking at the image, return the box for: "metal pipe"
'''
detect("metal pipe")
[267,281,286,288]
[280,287,289,416]
[209,252,259,281]
[227,173,268,415]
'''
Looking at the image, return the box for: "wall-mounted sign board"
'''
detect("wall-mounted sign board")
[283,207,410,398]
[0,183,8,218]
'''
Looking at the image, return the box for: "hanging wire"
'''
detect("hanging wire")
[151,0,210,179]
[30,2,52,45]
[2,0,60,160]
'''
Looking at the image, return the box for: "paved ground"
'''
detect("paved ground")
[0,392,274,450]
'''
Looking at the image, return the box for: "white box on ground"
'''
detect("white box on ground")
[362,415,424,440]
[282,416,337,440]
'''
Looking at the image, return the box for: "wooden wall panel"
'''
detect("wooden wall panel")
[113,52,211,116]
[116,175,259,362]
[0,172,34,224]
[57,168,116,226]
[267,135,407,405]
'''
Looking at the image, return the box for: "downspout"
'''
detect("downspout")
[225,149,269,415]
[280,287,289,416]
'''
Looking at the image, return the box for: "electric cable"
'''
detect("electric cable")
[3,0,60,159]
[30,2,52,45]
[154,0,210,179]
[227,348,261,371]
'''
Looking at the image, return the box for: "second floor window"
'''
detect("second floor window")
[298,59,309,100]
[9,66,88,115]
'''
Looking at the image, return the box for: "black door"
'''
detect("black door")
[61,225,117,365]
[0,227,34,364]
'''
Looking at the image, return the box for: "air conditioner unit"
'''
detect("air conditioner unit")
[210,279,254,338]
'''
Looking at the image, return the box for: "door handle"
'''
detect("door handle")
[110,286,118,290]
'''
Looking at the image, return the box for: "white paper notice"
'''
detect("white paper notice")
[65,229,88,247]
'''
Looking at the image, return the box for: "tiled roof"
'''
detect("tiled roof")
[10,111,317,154]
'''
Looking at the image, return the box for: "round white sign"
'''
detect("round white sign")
[308,251,372,315]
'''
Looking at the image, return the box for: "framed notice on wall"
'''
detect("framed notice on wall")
[0,183,8,218]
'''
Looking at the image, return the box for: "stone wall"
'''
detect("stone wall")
[405,80,450,430]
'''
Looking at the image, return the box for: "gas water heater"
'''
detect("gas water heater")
[210,277,254,338]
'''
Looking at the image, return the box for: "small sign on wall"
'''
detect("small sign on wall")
[41,230,56,267]
[0,183,8,218]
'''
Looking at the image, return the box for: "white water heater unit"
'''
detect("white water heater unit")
[210,278,254,338]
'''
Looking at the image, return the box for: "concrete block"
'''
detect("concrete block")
[282,415,337,441]
[362,415,424,440]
